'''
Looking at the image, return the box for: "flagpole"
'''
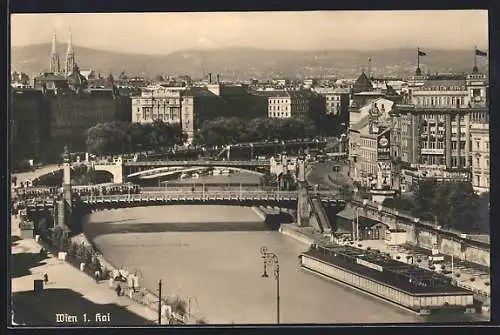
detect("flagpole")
[474,45,477,68]
[417,48,420,70]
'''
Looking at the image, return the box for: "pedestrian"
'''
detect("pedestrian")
[43,273,48,284]
[116,284,122,296]
[94,269,100,283]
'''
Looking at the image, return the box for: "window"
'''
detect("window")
[451,142,457,150]
[476,141,480,150]
[460,141,466,150]
[486,142,489,150]
[476,158,480,167]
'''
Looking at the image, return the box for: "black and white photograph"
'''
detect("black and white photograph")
[9,10,490,326]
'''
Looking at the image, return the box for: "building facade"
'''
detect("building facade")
[393,73,489,193]
[131,86,184,124]
[267,91,310,120]
[11,88,51,162]
[349,101,396,190]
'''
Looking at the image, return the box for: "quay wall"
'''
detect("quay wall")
[348,201,490,268]
[279,225,315,247]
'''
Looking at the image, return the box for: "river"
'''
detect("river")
[83,205,485,324]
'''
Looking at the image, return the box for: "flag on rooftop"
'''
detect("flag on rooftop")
[418,49,426,57]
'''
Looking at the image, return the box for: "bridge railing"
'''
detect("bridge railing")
[81,190,299,202]
[124,160,270,167]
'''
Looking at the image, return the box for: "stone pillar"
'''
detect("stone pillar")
[114,156,125,184]
[62,146,72,228]
[226,145,231,161]
[296,158,309,227]
[63,153,72,209]
[297,182,309,227]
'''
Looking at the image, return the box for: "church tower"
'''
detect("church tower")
[49,31,61,73]
[65,28,75,75]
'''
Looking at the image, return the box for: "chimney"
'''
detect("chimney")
[209,73,212,84]
[217,74,220,83]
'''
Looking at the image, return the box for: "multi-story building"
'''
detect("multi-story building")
[349,101,396,190]
[181,87,219,144]
[314,87,350,116]
[470,109,489,193]
[11,88,51,162]
[267,91,310,120]
[393,73,489,193]
[131,86,185,124]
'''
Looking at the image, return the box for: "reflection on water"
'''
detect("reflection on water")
[85,206,487,325]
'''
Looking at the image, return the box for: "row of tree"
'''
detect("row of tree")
[383,180,488,233]
[193,117,318,146]
[85,121,186,155]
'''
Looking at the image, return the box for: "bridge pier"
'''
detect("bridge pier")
[93,157,124,184]
[296,157,309,228]
[226,145,231,161]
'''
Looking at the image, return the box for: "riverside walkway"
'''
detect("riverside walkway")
[11,216,171,326]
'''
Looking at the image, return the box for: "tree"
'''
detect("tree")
[412,180,481,232]
[85,121,186,155]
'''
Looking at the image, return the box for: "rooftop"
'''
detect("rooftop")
[184,87,217,98]
[304,245,472,296]
[421,79,466,89]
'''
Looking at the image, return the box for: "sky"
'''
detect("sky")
[11,11,488,54]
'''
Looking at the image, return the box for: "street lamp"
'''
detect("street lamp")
[259,246,280,324]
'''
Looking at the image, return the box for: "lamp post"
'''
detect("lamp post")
[259,246,280,324]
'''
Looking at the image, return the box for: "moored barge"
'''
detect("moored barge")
[299,245,476,315]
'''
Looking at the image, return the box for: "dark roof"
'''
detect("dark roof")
[304,246,472,296]
[249,90,279,97]
[184,87,217,97]
[353,71,373,92]
[35,73,66,81]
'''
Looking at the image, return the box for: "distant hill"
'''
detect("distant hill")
[11,44,488,80]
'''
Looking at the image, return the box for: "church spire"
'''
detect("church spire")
[67,27,74,54]
[51,31,58,53]
[65,27,76,75]
[49,31,61,73]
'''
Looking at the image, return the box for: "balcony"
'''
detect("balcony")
[421,148,445,155]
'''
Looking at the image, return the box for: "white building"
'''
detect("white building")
[267,91,310,120]
[131,85,186,124]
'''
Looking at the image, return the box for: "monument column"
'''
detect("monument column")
[62,145,72,208]
[296,156,309,227]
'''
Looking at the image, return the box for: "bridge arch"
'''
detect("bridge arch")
[127,166,264,180]
[93,161,124,184]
